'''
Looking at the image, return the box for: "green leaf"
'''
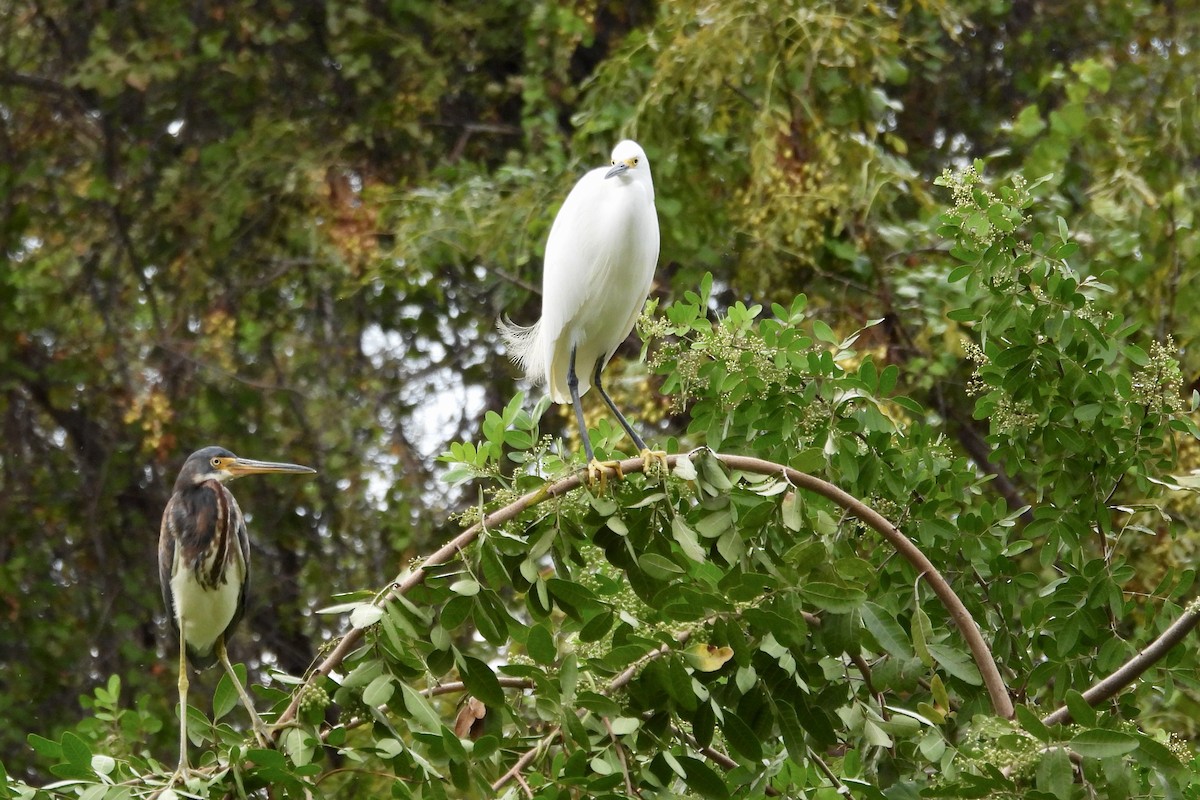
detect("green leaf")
[1064,689,1096,726]
[363,674,395,708]
[699,455,733,492]
[1035,746,1073,799]
[526,623,557,665]
[472,591,512,646]
[801,581,867,613]
[930,674,949,710]
[213,667,242,721]
[947,306,977,322]
[546,578,603,616]
[812,319,836,343]
[1069,729,1139,759]
[1072,57,1111,92]
[281,726,315,768]
[781,492,803,532]
[449,579,480,596]
[665,656,698,711]
[461,656,504,707]
[947,264,974,283]
[926,643,982,685]
[1014,705,1050,742]
[672,516,707,562]
[1012,104,1046,138]
[401,684,442,733]
[860,602,914,659]
[773,698,808,759]
[863,719,893,748]
[696,509,733,539]
[721,711,763,761]
[858,358,878,391]
[60,731,92,770]
[1132,733,1183,769]
[27,734,62,760]
[639,552,686,580]
[579,610,614,642]
[608,716,640,736]
[678,755,730,799]
[912,606,933,666]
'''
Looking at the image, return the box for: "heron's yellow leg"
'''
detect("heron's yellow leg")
[168,632,191,784]
[215,638,272,748]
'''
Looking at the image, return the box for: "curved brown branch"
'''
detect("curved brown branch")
[1040,599,1200,727]
[717,453,1014,718]
[277,450,1014,729]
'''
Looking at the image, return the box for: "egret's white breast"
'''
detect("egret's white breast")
[542,171,659,402]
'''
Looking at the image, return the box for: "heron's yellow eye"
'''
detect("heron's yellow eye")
[211,457,222,468]
[632,157,639,165]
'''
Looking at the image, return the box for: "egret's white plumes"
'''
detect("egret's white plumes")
[500,140,659,404]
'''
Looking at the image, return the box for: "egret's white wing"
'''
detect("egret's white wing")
[501,140,659,408]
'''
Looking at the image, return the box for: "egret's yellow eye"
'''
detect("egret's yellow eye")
[211,457,222,468]
[632,157,639,165]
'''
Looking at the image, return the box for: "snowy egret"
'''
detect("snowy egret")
[500,140,662,484]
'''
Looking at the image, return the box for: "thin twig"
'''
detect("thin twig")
[425,678,534,697]
[603,717,638,797]
[490,726,561,793]
[808,746,851,796]
[672,724,782,797]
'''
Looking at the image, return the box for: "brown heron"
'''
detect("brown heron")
[158,445,315,780]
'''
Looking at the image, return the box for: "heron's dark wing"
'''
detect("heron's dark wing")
[158,495,180,636]
[225,495,252,641]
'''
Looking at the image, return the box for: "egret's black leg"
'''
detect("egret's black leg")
[593,361,649,452]
[567,347,596,463]
[593,360,669,479]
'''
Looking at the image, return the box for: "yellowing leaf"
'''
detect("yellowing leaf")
[682,643,734,672]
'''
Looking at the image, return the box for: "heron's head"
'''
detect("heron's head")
[173,445,316,491]
[605,140,650,180]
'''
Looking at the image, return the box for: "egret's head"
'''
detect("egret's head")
[173,445,316,491]
[605,140,650,180]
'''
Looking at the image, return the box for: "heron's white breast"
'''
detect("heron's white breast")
[170,546,245,655]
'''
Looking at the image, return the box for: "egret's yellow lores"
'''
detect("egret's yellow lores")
[500,140,662,483]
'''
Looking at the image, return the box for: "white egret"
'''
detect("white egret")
[500,140,662,483]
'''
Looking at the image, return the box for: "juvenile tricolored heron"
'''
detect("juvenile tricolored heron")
[499,140,664,485]
[158,446,315,779]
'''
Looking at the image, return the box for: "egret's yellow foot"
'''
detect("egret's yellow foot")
[586,459,625,492]
[639,448,670,480]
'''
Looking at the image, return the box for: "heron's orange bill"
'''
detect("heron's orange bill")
[226,457,316,477]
